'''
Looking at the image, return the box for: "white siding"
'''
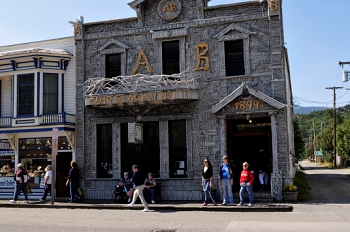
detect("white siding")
[0,37,76,116]
[1,76,12,117]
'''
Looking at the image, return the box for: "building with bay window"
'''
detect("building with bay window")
[0,37,76,199]
[74,0,294,201]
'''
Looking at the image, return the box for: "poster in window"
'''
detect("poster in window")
[178,161,185,169]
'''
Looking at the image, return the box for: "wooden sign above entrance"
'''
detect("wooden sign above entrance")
[85,89,198,107]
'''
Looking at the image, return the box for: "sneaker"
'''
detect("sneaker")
[248,203,253,207]
[10,200,16,203]
[142,208,149,212]
[221,203,227,206]
[151,200,155,204]
[23,200,28,203]
[127,203,134,207]
[213,202,217,206]
[201,202,207,206]
[39,199,45,202]
[237,204,244,207]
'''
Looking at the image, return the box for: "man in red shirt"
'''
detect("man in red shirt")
[238,162,254,207]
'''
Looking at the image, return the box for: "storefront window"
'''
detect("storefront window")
[0,140,15,177]
[97,124,113,178]
[169,120,187,178]
[18,137,70,187]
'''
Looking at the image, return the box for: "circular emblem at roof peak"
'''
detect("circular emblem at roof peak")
[158,0,182,21]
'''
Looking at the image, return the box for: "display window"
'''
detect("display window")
[19,137,71,188]
[0,156,15,177]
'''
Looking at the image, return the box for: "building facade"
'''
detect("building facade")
[74,0,294,201]
[0,37,76,199]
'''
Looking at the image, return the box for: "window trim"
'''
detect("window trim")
[156,37,186,75]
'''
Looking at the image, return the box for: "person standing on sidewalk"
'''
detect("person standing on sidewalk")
[127,165,149,212]
[40,165,52,202]
[66,161,82,203]
[202,158,217,206]
[238,162,254,207]
[10,163,30,203]
[218,156,234,206]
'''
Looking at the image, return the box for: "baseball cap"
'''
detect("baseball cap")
[17,163,23,168]
[124,172,129,175]
[132,164,137,169]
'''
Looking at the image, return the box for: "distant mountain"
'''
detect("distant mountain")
[294,106,329,114]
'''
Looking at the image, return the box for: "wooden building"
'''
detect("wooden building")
[74,0,294,201]
[0,37,76,199]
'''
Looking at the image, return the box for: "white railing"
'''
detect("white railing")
[0,118,11,127]
[41,114,63,124]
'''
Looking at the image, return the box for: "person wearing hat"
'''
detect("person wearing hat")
[117,172,134,203]
[10,163,30,203]
[127,165,149,212]
[39,165,52,202]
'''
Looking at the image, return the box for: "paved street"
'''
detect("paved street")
[1,161,350,231]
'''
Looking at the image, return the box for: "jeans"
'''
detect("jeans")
[69,181,81,201]
[221,179,233,204]
[130,185,149,209]
[143,187,156,201]
[203,179,216,203]
[239,182,254,205]
[14,183,28,201]
[42,184,51,200]
[259,172,268,185]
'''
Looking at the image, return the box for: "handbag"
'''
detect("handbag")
[26,185,32,194]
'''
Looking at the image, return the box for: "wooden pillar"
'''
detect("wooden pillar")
[269,112,282,200]
[219,116,227,159]
[159,120,169,179]
[112,123,121,178]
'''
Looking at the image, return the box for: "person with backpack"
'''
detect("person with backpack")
[10,163,30,203]
[238,161,255,207]
[66,160,82,203]
[218,156,234,206]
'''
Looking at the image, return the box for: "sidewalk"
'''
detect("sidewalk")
[0,199,293,212]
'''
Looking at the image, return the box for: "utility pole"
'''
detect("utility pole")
[325,86,343,168]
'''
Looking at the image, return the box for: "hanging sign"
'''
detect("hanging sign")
[128,122,143,144]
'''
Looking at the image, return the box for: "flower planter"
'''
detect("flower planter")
[283,191,298,201]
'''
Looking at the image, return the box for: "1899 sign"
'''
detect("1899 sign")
[234,100,260,111]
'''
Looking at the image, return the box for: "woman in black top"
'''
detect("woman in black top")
[66,160,82,203]
[201,158,217,206]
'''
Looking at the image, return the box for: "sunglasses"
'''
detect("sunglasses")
[243,165,248,167]
[204,161,208,163]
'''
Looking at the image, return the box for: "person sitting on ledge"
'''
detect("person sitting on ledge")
[143,173,157,204]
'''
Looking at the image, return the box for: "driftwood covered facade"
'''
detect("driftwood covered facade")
[74,0,294,201]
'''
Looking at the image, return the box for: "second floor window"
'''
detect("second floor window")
[17,74,34,116]
[225,40,245,76]
[106,54,121,78]
[162,40,180,75]
[43,73,58,115]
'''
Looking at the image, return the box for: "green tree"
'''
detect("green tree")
[293,120,304,160]
[316,126,333,154]
[336,119,350,167]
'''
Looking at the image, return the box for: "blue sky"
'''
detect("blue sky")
[1,0,350,108]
